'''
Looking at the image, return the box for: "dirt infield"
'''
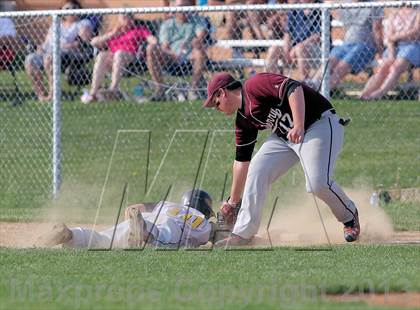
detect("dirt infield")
[1,221,419,248]
[1,189,418,248]
[0,222,109,248]
[327,292,420,309]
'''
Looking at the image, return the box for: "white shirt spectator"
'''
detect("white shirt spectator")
[0,17,17,37]
[42,19,92,53]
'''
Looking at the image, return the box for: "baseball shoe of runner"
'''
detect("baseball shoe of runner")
[214,233,253,248]
[127,206,147,248]
[39,223,72,247]
[343,209,360,242]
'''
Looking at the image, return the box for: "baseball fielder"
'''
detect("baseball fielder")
[203,72,360,247]
[41,189,222,249]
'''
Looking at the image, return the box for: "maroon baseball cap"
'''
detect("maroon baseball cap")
[203,72,237,108]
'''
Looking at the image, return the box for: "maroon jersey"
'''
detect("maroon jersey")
[235,73,333,161]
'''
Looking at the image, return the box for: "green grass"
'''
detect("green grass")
[382,201,420,231]
[2,87,419,309]
[1,245,419,309]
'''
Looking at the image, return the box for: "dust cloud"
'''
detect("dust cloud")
[256,189,394,246]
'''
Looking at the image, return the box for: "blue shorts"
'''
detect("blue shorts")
[330,43,376,73]
[163,57,192,76]
[383,42,420,67]
[25,52,46,70]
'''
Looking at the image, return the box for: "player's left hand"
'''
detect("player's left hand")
[218,199,241,228]
[287,126,305,144]
[219,201,238,226]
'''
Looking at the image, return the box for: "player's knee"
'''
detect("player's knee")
[113,50,123,58]
[25,54,36,70]
[249,164,273,183]
[146,43,158,55]
[390,61,408,75]
[306,179,329,196]
[246,170,272,191]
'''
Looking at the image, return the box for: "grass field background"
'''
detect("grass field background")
[1,98,419,222]
[1,96,419,309]
[1,245,419,309]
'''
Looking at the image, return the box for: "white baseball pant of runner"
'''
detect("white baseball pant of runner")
[69,203,212,248]
[70,218,156,249]
[70,219,197,249]
[233,110,357,239]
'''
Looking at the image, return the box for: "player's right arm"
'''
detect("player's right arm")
[219,113,257,223]
[218,160,248,226]
[228,113,258,204]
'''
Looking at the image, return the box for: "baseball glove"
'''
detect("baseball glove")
[217,199,241,229]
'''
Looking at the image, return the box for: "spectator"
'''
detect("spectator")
[266,0,321,80]
[265,0,288,41]
[240,0,288,62]
[360,7,420,100]
[208,0,244,50]
[0,17,17,71]
[313,0,383,90]
[243,0,286,59]
[25,0,93,102]
[81,14,157,103]
[147,0,209,101]
[209,0,270,58]
[236,0,267,42]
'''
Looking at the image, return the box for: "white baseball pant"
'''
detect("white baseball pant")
[233,111,357,239]
[70,218,156,249]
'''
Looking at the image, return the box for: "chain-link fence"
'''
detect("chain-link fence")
[0,1,419,221]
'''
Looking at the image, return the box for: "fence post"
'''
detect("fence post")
[321,7,331,99]
[52,14,62,198]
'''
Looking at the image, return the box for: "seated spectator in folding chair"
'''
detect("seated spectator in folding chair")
[209,0,277,59]
[241,0,286,59]
[265,0,288,40]
[207,0,243,58]
[266,0,321,81]
[81,14,157,103]
[313,0,383,90]
[24,0,93,102]
[360,7,420,100]
[147,0,209,101]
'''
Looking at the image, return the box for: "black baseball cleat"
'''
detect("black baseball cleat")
[214,233,253,248]
[343,209,360,242]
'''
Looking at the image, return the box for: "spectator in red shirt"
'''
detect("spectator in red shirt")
[81,14,157,103]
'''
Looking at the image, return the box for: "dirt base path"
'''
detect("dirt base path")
[1,221,420,248]
[0,222,109,248]
[328,292,420,309]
